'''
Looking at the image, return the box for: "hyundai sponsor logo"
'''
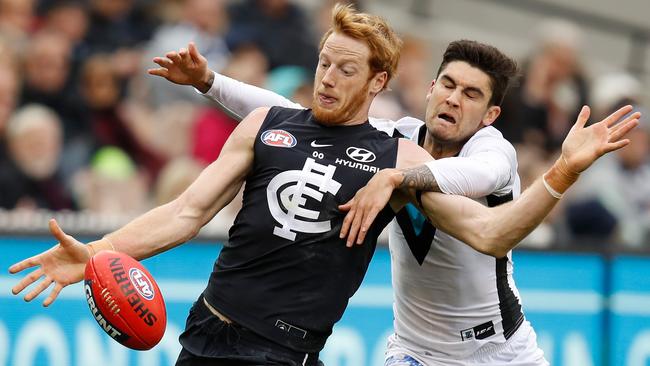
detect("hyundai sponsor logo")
[346,147,376,163]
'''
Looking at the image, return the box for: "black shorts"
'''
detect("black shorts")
[176,295,323,366]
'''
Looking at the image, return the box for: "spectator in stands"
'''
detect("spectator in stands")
[154,156,203,205]
[393,36,432,120]
[0,0,35,45]
[0,57,19,138]
[38,0,90,68]
[20,30,91,180]
[39,0,89,46]
[0,104,75,210]
[84,0,157,78]
[500,18,589,154]
[566,74,650,247]
[137,0,231,107]
[80,55,165,179]
[20,31,87,140]
[72,146,149,215]
[221,43,269,87]
[192,44,269,164]
[226,0,318,70]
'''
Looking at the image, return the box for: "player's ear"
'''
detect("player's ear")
[369,71,388,94]
[426,79,436,100]
[482,105,501,127]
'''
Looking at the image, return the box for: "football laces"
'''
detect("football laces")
[101,287,121,315]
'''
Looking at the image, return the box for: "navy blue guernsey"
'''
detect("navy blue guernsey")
[204,107,399,353]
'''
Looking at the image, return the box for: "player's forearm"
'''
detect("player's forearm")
[396,165,442,192]
[421,158,577,257]
[476,178,560,256]
[420,181,554,258]
[89,199,203,260]
[200,71,302,122]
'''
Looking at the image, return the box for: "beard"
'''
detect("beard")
[311,82,370,125]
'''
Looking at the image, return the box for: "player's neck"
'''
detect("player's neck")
[423,135,463,159]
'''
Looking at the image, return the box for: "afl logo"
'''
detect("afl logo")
[261,130,297,148]
[129,268,155,300]
[346,147,376,163]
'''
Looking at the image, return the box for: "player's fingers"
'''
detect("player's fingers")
[165,51,181,64]
[357,207,381,245]
[24,276,53,302]
[609,118,639,142]
[603,139,631,154]
[188,42,201,63]
[179,47,191,64]
[49,219,72,248]
[8,255,38,274]
[608,112,640,136]
[152,57,173,68]
[338,201,352,212]
[12,268,44,295]
[572,105,590,129]
[346,209,364,248]
[340,207,355,239]
[43,283,65,307]
[604,105,633,127]
[147,68,169,78]
[609,112,639,134]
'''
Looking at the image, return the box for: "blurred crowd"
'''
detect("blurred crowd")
[0,0,648,249]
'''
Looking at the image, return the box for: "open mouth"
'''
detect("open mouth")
[438,112,456,124]
[318,93,338,105]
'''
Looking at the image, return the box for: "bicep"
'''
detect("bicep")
[426,151,513,198]
[178,107,267,223]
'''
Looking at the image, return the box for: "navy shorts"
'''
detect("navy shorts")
[176,295,323,366]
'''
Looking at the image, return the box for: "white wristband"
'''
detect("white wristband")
[542,174,563,199]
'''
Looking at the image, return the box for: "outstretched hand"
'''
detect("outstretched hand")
[147,42,212,92]
[339,169,399,247]
[562,105,640,174]
[9,219,91,306]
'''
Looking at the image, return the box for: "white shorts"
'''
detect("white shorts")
[385,321,549,366]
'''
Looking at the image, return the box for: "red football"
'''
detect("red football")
[84,250,167,350]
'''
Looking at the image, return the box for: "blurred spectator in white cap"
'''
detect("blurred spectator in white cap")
[591,72,642,120]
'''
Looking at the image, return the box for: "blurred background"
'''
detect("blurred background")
[0,0,649,365]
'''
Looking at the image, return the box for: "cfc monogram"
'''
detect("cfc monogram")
[267,158,342,240]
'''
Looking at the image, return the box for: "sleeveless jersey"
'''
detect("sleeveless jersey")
[204,107,399,353]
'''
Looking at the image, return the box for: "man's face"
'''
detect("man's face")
[424,61,500,146]
[312,32,382,125]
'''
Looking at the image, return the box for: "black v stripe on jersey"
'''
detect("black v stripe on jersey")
[396,204,436,265]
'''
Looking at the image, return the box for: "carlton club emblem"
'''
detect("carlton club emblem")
[261,129,297,148]
[346,147,376,163]
[267,158,342,240]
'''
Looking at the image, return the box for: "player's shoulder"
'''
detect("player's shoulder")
[462,126,516,155]
[369,116,424,139]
